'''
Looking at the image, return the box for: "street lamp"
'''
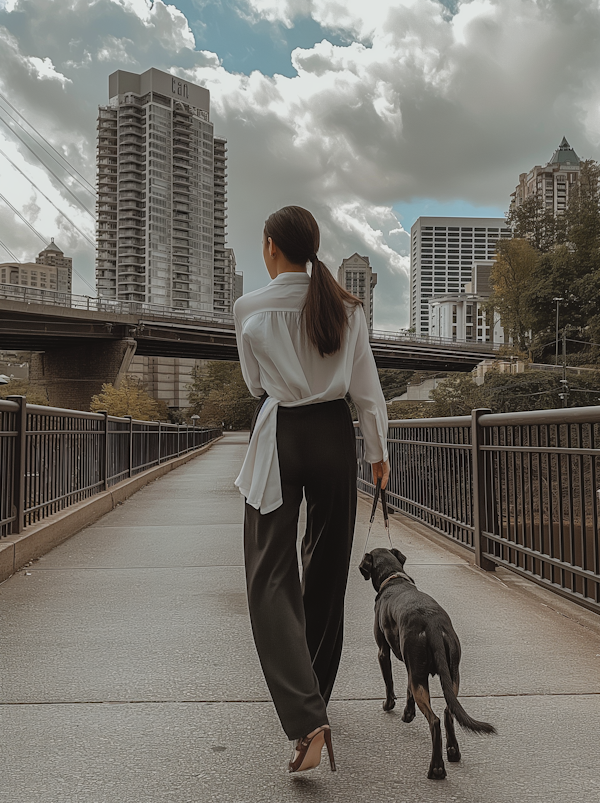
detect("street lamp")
[191,414,199,428]
[552,297,564,367]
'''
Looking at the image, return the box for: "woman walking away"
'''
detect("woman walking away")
[234,206,389,773]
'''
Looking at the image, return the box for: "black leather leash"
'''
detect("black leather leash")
[364,477,393,553]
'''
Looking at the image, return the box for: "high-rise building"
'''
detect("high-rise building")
[410,217,511,337]
[428,262,505,344]
[96,68,235,313]
[510,137,581,215]
[337,253,377,332]
[0,239,72,295]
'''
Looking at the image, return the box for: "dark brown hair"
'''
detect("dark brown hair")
[264,206,361,356]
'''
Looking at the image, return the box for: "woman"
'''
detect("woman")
[234,206,389,773]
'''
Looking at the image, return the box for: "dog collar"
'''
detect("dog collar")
[377,571,414,595]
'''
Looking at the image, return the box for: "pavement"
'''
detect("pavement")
[1,431,600,803]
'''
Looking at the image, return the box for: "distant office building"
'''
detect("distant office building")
[410,217,511,337]
[510,137,581,215]
[337,253,377,332]
[96,67,235,313]
[429,262,505,344]
[0,239,72,294]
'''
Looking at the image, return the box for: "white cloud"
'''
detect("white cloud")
[2,0,600,324]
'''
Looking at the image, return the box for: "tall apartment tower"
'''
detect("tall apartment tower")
[337,253,377,332]
[410,217,512,337]
[510,137,580,215]
[96,68,235,312]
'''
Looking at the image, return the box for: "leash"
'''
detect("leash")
[363,477,394,553]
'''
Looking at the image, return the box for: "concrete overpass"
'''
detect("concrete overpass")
[0,289,499,408]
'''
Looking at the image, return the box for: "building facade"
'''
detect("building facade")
[428,262,505,344]
[337,253,377,332]
[0,239,72,294]
[96,68,237,313]
[510,137,580,215]
[410,217,511,337]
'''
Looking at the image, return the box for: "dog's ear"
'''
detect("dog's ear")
[359,554,373,580]
[390,548,407,567]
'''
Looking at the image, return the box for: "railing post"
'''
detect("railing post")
[177,424,181,457]
[8,395,27,534]
[99,410,109,491]
[125,415,133,478]
[157,421,162,465]
[471,408,495,571]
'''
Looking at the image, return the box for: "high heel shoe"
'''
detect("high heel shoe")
[288,725,336,773]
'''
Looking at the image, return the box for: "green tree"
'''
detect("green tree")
[428,373,488,417]
[0,379,49,405]
[187,361,256,430]
[506,192,560,253]
[90,376,164,420]
[489,239,538,352]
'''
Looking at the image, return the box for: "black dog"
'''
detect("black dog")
[359,547,496,780]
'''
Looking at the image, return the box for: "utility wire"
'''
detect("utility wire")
[0,238,20,262]
[0,192,47,245]
[0,146,95,248]
[0,191,96,294]
[0,91,96,195]
[0,117,95,217]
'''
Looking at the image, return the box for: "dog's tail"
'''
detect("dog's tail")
[434,632,496,736]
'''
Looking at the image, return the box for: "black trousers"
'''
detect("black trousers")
[244,399,357,740]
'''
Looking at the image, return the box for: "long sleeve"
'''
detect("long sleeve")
[234,306,264,399]
[348,306,389,464]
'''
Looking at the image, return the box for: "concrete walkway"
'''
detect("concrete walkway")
[1,432,600,803]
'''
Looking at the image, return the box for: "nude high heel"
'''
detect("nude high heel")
[288,725,336,773]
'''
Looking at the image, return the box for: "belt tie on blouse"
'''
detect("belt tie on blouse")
[234,394,324,514]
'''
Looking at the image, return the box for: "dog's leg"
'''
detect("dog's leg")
[375,626,396,711]
[412,679,446,780]
[444,673,461,763]
[402,685,415,722]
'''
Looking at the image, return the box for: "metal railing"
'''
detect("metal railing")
[356,406,600,615]
[0,283,235,327]
[0,396,221,537]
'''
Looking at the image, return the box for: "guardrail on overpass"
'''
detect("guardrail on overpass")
[0,396,222,537]
[0,282,501,353]
[356,406,600,615]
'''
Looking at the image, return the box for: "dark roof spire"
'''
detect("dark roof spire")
[547,137,579,167]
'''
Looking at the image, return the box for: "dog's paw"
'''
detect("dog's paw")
[401,706,415,722]
[383,697,396,712]
[446,745,461,763]
[427,764,447,781]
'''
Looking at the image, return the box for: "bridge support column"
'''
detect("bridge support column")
[29,338,137,411]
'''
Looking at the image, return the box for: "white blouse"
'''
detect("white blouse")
[234,271,389,514]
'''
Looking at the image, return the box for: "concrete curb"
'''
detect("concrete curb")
[0,436,223,583]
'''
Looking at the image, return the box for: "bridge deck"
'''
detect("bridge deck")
[1,433,599,802]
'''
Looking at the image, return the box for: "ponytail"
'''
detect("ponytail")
[264,205,361,357]
[303,256,361,357]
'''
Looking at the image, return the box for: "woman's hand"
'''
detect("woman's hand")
[371,459,390,490]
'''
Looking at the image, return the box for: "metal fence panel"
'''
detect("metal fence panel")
[0,397,222,537]
[357,406,600,615]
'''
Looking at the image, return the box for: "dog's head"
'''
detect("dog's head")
[359,547,411,592]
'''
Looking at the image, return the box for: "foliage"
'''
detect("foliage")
[483,368,600,412]
[0,379,49,405]
[506,192,561,253]
[187,361,256,429]
[376,369,416,400]
[422,367,600,417]
[428,373,489,417]
[386,401,433,420]
[488,239,538,352]
[89,376,165,420]
[497,160,600,360]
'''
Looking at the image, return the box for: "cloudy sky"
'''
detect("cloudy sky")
[1,0,600,328]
